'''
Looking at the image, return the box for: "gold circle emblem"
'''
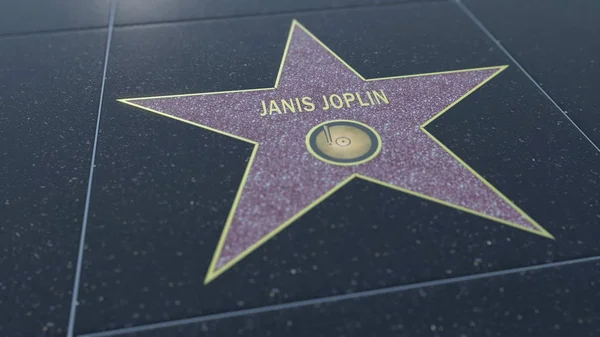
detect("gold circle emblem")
[306,120,381,166]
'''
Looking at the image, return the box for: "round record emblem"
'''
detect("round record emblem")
[306,120,381,166]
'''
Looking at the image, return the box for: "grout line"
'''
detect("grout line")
[0,26,107,40]
[79,254,600,337]
[66,1,117,336]
[454,0,600,153]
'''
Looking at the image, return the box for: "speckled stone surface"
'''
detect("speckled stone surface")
[0,0,109,35]
[0,31,106,336]
[113,0,424,26]
[463,0,600,146]
[72,1,600,335]
[122,259,600,337]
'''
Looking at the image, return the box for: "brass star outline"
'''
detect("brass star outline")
[119,20,553,284]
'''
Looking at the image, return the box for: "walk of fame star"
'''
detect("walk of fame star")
[119,20,553,284]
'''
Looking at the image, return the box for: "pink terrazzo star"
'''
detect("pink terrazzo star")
[120,21,552,283]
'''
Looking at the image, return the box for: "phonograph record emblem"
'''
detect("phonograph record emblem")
[306,120,382,166]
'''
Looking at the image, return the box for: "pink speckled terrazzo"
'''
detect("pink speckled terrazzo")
[125,23,546,277]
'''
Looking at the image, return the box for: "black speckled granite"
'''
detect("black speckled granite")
[463,0,600,146]
[113,0,436,26]
[123,260,600,337]
[0,31,106,336]
[73,2,600,335]
[0,1,109,35]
